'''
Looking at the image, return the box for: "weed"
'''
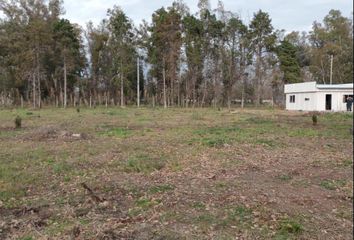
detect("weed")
[135,197,159,209]
[215,181,227,188]
[228,206,253,223]
[18,237,34,240]
[320,179,346,190]
[338,159,353,167]
[15,115,22,128]
[123,154,165,173]
[312,114,318,126]
[277,174,293,181]
[149,184,174,194]
[275,218,303,239]
[196,213,217,224]
[246,117,274,125]
[52,162,72,175]
[192,202,206,210]
[254,138,276,147]
[100,127,131,138]
[45,218,73,236]
[168,161,182,172]
[288,128,319,137]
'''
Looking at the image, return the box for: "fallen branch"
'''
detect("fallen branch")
[81,183,104,203]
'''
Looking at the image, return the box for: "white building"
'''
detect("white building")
[284,81,353,112]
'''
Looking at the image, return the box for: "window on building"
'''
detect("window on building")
[343,95,353,103]
[305,98,310,101]
[290,95,295,103]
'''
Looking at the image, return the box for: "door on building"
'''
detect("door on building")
[326,94,332,110]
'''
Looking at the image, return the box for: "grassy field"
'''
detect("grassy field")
[0,107,352,239]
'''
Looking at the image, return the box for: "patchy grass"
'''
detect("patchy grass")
[227,205,253,224]
[149,184,174,194]
[99,126,132,138]
[320,179,346,190]
[275,218,304,239]
[277,174,293,182]
[0,107,352,239]
[122,154,166,173]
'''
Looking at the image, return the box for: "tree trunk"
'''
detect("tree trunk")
[241,72,245,109]
[120,72,124,107]
[105,91,108,108]
[63,54,67,108]
[32,73,36,108]
[35,48,41,108]
[137,57,140,108]
[255,48,262,107]
[163,58,167,109]
[37,66,41,108]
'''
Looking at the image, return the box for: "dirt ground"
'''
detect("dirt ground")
[0,107,352,239]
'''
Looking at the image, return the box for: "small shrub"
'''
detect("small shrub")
[278,218,303,234]
[312,114,318,126]
[76,108,80,113]
[15,115,22,129]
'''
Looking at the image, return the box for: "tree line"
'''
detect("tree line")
[0,0,352,108]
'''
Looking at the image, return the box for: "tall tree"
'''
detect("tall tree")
[249,10,276,105]
[53,19,85,108]
[148,6,182,107]
[277,40,301,84]
[309,10,353,83]
[107,6,136,107]
[223,16,249,108]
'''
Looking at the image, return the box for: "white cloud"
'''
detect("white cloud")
[62,0,352,31]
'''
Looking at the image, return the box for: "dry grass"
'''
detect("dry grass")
[0,107,352,239]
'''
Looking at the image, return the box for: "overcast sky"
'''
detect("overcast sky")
[64,0,352,32]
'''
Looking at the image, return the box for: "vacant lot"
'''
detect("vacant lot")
[0,107,352,239]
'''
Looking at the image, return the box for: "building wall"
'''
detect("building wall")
[286,92,317,111]
[315,90,353,111]
[284,81,317,94]
[286,90,353,112]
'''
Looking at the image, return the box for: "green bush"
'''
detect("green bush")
[15,115,22,129]
[312,114,318,126]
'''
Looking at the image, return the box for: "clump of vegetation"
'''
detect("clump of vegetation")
[278,218,303,235]
[320,179,346,190]
[100,127,131,138]
[15,115,22,129]
[149,184,174,194]
[228,205,253,223]
[277,174,293,181]
[312,114,318,126]
[122,155,165,173]
[76,108,80,113]
[192,202,206,210]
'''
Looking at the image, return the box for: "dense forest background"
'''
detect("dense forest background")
[0,0,353,108]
